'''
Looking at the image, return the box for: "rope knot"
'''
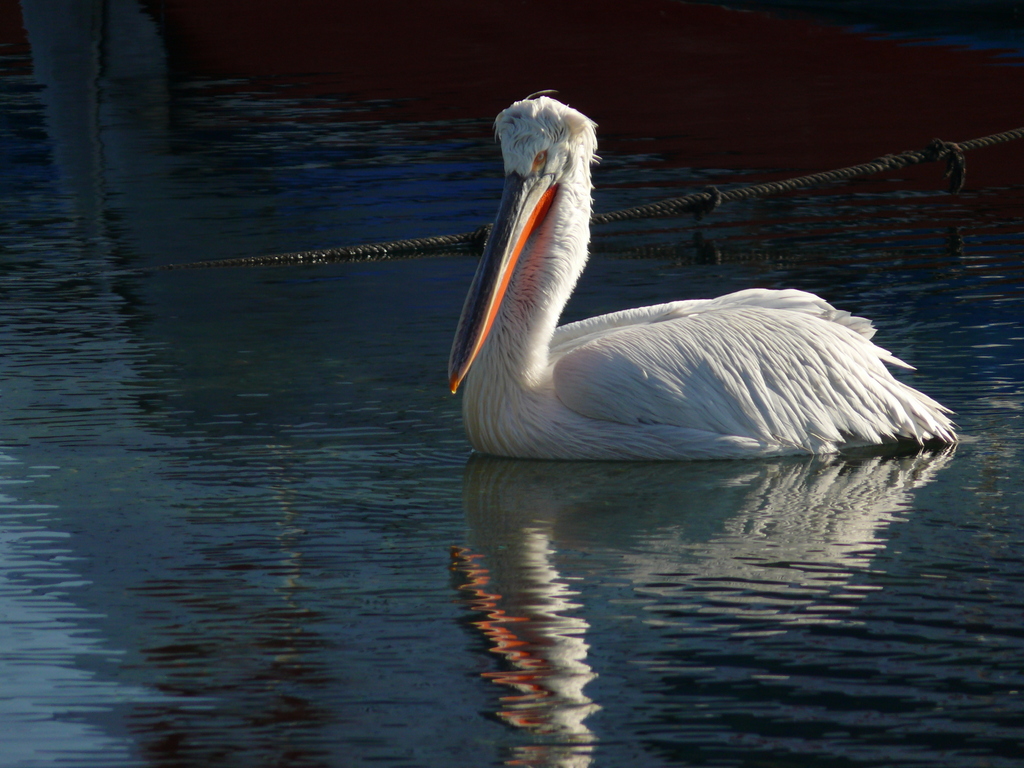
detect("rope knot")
[695,186,723,220]
[926,139,966,193]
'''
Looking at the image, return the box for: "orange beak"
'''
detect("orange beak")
[448,174,557,393]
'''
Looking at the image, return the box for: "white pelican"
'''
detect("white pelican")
[448,95,956,460]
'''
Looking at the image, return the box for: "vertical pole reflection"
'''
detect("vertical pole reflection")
[451,533,598,767]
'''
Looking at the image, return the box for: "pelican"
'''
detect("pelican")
[448,95,956,460]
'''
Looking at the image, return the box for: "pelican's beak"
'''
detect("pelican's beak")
[448,171,558,393]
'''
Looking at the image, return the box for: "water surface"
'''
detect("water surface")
[1,3,1024,767]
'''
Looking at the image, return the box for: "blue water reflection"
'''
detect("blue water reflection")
[0,453,162,768]
[2,1,1024,767]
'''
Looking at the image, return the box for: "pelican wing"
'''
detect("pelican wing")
[552,289,882,350]
[552,290,954,452]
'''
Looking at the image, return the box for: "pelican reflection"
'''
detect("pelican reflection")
[455,446,954,766]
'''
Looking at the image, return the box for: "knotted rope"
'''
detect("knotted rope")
[159,126,1024,271]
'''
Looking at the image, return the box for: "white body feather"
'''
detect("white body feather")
[457,97,955,460]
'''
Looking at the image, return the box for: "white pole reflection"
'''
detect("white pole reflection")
[457,446,954,766]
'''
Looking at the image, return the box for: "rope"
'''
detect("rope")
[158,126,1024,271]
[592,129,1023,225]
[159,226,491,270]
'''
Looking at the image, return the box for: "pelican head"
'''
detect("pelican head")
[448,96,598,393]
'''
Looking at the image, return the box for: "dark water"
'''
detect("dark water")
[2,3,1024,768]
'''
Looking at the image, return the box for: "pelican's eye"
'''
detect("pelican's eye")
[531,150,548,173]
